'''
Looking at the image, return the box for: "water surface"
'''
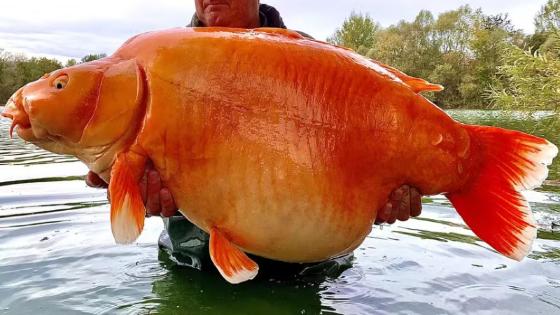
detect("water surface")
[1,110,559,315]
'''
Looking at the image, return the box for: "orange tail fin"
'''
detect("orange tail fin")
[447,125,558,261]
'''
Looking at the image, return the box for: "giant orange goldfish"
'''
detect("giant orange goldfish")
[2,28,558,284]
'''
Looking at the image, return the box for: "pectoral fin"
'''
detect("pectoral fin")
[209,228,259,284]
[109,152,146,244]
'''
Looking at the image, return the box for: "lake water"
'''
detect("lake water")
[1,110,559,315]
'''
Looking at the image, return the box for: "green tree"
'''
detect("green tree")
[488,32,560,111]
[65,59,77,67]
[431,6,477,107]
[433,5,475,54]
[368,10,439,79]
[327,12,380,54]
[541,35,560,58]
[0,50,17,104]
[525,31,549,53]
[0,52,62,104]
[16,57,62,84]
[81,53,107,63]
[461,13,523,107]
[367,7,477,107]
[334,7,528,109]
[428,51,472,108]
[535,0,560,33]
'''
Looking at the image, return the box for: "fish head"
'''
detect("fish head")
[2,58,145,156]
[2,64,102,146]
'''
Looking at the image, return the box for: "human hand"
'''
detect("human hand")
[85,162,178,217]
[375,185,422,224]
[86,170,108,188]
[139,162,177,217]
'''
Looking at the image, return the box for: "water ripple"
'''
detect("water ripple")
[442,284,560,314]
[0,119,77,166]
[1,111,560,314]
[124,259,169,280]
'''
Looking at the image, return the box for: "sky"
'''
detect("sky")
[0,0,549,62]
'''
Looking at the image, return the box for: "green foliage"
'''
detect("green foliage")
[525,31,549,53]
[332,6,529,109]
[433,6,475,54]
[80,53,107,63]
[468,14,524,106]
[366,9,440,81]
[65,59,77,67]
[0,51,106,104]
[487,32,560,111]
[535,0,560,33]
[0,50,62,104]
[327,12,380,54]
[540,32,560,58]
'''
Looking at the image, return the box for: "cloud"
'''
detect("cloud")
[1,0,194,60]
[0,0,549,61]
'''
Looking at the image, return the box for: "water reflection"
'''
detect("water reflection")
[394,229,481,245]
[140,251,330,315]
[530,246,560,261]
[1,204,559,314]
[0,114,76,166]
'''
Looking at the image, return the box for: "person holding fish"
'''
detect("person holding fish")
[85,0,422,273]
[5,0,556,284]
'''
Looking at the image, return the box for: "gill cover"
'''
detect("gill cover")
[80,59,145,146]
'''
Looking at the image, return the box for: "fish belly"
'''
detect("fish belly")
[134,30,466,262]
[163,137,385,262]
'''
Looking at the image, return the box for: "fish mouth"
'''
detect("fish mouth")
[1,97,32,139]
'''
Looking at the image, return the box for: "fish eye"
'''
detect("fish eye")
[53,75,68,90]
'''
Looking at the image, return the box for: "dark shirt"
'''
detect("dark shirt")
[189,3,287,28]
[188,4,312,39]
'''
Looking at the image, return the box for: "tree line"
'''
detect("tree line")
[328,0,560,110]
[0,52,106,104]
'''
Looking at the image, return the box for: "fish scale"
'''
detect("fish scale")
[2,27,557,284]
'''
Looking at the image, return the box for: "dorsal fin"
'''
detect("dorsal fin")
[371,60,444,94]
[238,28,443,94]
